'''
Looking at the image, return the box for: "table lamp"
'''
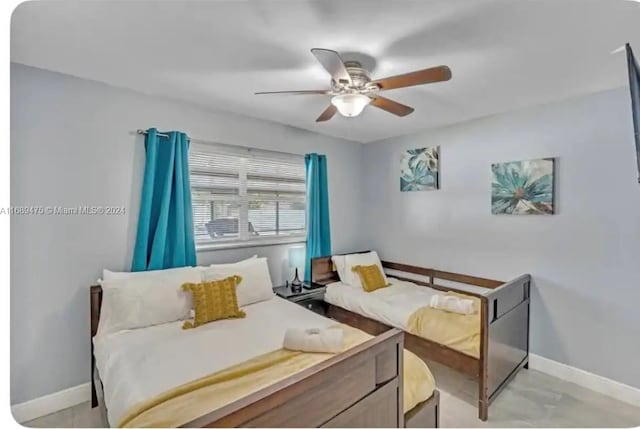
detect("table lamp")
[288,246,305,292]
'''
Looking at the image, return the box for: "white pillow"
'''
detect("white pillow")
[102,266,195,281]
[211,255,258,265]
[344,251,389,288]
[102,256,257,278]
[331,255,347,283]
[97,268,202,337]
[201,257,274,307]
[194,255,258,271]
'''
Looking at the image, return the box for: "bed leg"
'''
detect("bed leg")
[91,381,98,408]
[478,377,489,421]
[523,359,529,369]
[478,298,489,422]
[478,400,488,421]
[91,355,98,408]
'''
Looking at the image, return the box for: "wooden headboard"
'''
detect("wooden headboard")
[310,256,339,286]
[90,285,103,408]
[90,285,102,338]
[310,250,373,286]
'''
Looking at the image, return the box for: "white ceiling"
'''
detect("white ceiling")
[11,0,640,143]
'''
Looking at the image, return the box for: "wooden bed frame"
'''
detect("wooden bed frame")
[90,285,440,427]
[311,254,531,421]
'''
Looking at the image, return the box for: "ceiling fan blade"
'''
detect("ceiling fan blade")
[370,96,415,117]
[316,105,337,122]
[255,90,329,95]
[310,48,352,85]
[371,65,451,91]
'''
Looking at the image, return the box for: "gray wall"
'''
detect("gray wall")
[12,62,640,405]
[361,88,640,389]
[10,63,365,404]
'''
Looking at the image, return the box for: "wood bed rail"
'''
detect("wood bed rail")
[310,254,505,291]
[382,261,504,289]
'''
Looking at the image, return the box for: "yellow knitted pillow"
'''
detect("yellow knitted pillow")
[351,264,388,292]
[181,275,245,329]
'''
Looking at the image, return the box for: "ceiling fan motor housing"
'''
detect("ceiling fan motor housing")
[334,61,377,92]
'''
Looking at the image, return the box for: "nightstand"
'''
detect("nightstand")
[274,284,327,316]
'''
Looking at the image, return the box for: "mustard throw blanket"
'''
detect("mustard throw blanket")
[119,324,435,428]
[406,291,481,358]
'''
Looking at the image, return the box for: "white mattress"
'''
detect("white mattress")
[93,296,334,426]
[324,279,443,330]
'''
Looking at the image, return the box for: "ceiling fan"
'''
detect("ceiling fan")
[255,48,452,122]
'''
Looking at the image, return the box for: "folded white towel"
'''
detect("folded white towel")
[283,327,344,353]
[429,294,476,315]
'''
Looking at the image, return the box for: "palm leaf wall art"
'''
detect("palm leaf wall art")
[400,147,440,191]
[491,158,555,215]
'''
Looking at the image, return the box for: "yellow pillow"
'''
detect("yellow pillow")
[351,264,388,292]
[181,275,245,329]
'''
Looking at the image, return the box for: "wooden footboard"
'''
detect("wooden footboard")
[90,285,409,427]
[312,253,531,422]
[195,328,405,428]
[480,274,531,419]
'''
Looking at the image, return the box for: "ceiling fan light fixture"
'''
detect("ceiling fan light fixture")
[330,93,371,117]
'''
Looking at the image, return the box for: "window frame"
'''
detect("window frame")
[189,141,307,252]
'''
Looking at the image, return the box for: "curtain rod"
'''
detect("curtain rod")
[134,129,304,159]
[136,129,190,141]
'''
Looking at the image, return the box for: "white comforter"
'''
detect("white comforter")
[93,297,333,426]
[324,279,444,329]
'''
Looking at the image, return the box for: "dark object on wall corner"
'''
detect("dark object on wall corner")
[626,43,640,184]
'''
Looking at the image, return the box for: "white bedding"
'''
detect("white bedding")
[324,279,443,329]
[93,296,334,426]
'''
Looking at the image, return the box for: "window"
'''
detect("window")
[189,142,306,249]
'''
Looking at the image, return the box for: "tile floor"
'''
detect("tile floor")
[427,360,640,427]
[24,361,640,428]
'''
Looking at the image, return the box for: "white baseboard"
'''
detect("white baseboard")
[11,382,91,423]
[529,353,640,407]
[10,355,640,423]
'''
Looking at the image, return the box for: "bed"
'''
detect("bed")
[312,252,531,421]
[90,286,441,427]
[325,279,481,357]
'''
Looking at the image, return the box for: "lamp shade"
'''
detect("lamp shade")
[331,94,371,117]
[288,245,305,269]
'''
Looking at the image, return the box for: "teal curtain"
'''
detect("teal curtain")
[304,153,331,282]
[131,128,196,271]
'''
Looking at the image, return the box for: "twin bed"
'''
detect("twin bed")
[90,251,529,427]
[312,253,531,421]
[90,269,440,427]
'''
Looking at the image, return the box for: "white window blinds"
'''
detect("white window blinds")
[189,142,306,248]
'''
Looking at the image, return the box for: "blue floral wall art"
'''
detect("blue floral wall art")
[400,147,440,191]
[491,158,555,215]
